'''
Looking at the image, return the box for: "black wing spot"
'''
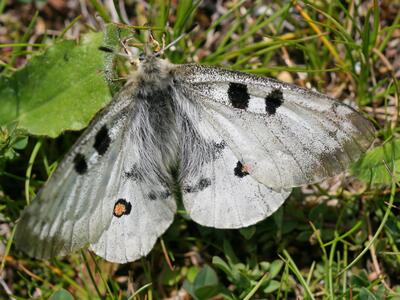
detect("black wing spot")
[265,89,284,115]
[113,199,132,217]
[211,140,226,160]
[184,186,194,193]
[148,192,157,200]
[93,125,111,155]
[148,191,170,200]
[198,178,211,190]
[234,161,249,178]
[73,153,88,174]
[125,164,143,181]
[160,191,171,200]
[184,178,212,193]
[228,82,250,109]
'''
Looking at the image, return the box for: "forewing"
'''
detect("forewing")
[175,64,375,189]
[15,85,134,259]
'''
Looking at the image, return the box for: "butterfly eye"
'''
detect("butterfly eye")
[139,53,146,61]
[113,199,132,217]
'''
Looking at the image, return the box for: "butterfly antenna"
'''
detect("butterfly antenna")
[98,46,131,59]
[98,41,142,67]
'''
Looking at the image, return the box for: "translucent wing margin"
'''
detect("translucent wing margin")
[174,64,375,189]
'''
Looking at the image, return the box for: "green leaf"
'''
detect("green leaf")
[269,260,284,279]
[351,270,370,287]
[212,256,232,278]
[263,280,281,293]
[194,265,219,288]
[223,239,239,264]
[49,289,74,300]
[195,285,220,300]
[183,265,220,300]
[260,261,270,272]
[0,31,112,138]
[359,287,378,300]
[193,265,220,299]
[186,266,200,282]
[351,139,400,185]
[182,280,197,300]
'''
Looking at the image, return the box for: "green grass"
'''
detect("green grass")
[0,0,399,299]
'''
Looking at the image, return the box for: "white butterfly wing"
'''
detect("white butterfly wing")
[183,153,291,229]
[90,183,175,263]
[90,129,176,263]
[15,83,176,262]
[15,88,132,259]
[172,87,290,229]
[175,64,375,189]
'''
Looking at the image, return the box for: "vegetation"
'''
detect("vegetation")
[0,0,399,299]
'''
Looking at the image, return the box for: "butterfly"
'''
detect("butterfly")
[14,46,375,263]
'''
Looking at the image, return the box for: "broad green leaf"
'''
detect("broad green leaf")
[0,31,112,137]
[49,289,74,300]
[351,139,400,185]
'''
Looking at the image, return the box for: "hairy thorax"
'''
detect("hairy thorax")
[131,58,181,186]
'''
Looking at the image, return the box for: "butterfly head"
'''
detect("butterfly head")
[137,56,173,84]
